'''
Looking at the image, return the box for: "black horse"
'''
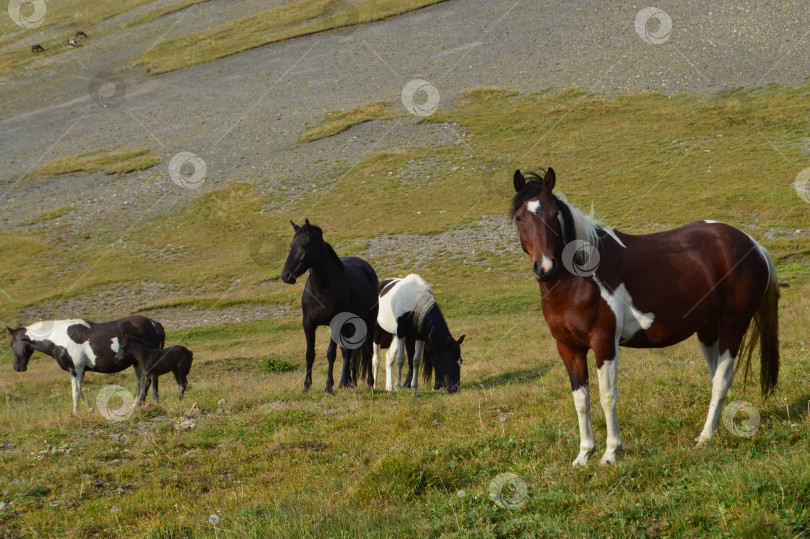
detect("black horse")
[281,219,379,393]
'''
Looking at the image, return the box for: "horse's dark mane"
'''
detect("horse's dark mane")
[304,223,344,269]
[419,303,451,383]
[510,170,576,245]
[323,241,345,269]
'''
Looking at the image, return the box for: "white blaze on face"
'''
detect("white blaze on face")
[526,200,541,215]
[592,276,655,342]
[540,255,553,272]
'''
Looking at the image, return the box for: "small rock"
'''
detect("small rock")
[209,513,220,525]
[457,490,466,498]
[0,501,7,509]
[432,419,443,426]
[217,399,228,412]
[116,486,125,495]
[12,478,21,485]
[175,419,196,430]
[499,416,507,423]
[190,403,201,413]
[183,449,197,457]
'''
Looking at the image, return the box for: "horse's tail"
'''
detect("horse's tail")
[737,248,780,398]
[359,336,373,384]
[421,346,433,384]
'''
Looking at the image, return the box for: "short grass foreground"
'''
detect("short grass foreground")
[1,85,810,536]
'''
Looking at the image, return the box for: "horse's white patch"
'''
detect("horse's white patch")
[25,319,97,369]
[110,337,120,354]
[377,274,434,336]
[699,339,719,379]
[527,200,541,215]
[704,220,720,224]
[592,276,655,342]
[540,255,553,272]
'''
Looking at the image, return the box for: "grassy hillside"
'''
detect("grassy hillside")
[1,85,809,537]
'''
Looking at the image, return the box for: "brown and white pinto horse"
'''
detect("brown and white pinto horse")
[511,168,779,466]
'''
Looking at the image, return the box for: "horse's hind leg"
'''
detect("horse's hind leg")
[325,340,338,393]
[697,319,720,379]
[410,340,425,395]
[152,374,160,406]
[395,338,407,390]
[696,317,746,444]
[174,369,187,400]
[372,327,382,389]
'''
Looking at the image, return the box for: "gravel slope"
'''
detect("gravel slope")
[0,0,807,322]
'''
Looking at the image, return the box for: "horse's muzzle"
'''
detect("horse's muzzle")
[13,364,26,372]
[533,259,558,282]
[281,271,297,284]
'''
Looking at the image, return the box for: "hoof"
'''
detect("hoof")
[572,448,595,467]
[301,386,310,394]
[325,387,334,395]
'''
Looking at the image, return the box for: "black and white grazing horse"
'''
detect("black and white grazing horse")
[8,315,165,413]
[372,274,465,393]
[281,219,379,393]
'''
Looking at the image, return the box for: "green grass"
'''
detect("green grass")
[135,0,448,74]
[299,101,397,142]
[32,147,160,179]
[2,84,810,536]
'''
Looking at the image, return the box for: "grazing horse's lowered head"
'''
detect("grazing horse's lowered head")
[281,219,326,284]
[7,326,35,372]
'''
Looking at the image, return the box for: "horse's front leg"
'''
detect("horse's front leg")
[385,340,398,391]
[594,342,623,465]
[70,368,85,414]
[558,341,595,467]
[395,337,407,390]
[325,339,337,394]
[132,363,145,399]
[303,322,316,393]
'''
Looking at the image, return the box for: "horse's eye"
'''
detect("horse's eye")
[515,216,522,223]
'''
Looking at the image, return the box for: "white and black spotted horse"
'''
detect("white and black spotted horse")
[8,315,165,413]
[372,274,465,394]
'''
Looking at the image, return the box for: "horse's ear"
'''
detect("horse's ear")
[543,167,556,191]
[290,220,300,231]
[6,326,14,336]
[304,218,310,226]
[457,335,465,346]
[513,170,526,193]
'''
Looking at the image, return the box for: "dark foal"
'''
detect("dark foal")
[116,335,193,405]
[281,219,379,393]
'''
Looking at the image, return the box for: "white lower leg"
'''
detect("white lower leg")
[385,342,397,391]
[572,386,596,467]
[70,372,81,414]
[395,338,406,390]
[372,343,381,389]
[597,358,623,464]
[697,349,735,444]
